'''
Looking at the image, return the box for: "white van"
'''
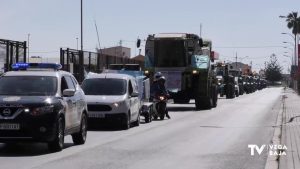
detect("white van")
[81,73,140,129]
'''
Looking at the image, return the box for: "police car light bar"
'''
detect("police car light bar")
[12,63,62,71]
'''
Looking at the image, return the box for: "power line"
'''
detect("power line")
[30,50,58,54]
[215,45,284,49]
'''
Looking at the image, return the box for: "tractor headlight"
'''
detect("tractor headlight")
[192,70,199,74]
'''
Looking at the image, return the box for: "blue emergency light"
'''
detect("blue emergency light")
[11,63,62,71]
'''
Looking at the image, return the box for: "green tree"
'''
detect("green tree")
[265,54,282,84]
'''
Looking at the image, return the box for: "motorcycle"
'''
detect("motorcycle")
[152,94,168,120]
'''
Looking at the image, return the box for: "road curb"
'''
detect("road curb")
[264,93,285,169]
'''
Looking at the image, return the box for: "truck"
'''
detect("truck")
[215,63,236,99]
[138,33,218,110]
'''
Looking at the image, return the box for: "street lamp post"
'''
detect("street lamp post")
[284,54,293,64]
[282,33,297,66]
[81,0,83,51]
[280,14,299,90]
[284,46,294,52]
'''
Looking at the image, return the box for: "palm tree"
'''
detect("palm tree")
[285,12,300,35]
[284,12,300,93]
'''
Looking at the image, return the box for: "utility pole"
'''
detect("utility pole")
[27,33,30,62]
[76,37,78,50]
[235,52,238,70]
[80,0,83,51]
[200,23,202,38]
[119,40,123,59]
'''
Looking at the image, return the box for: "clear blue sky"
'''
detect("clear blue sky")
[0,0,299,73]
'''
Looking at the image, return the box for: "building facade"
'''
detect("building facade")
[98,46,131,58]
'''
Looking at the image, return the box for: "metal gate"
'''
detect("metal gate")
[0,39,27,72]
[60,48,144,83]
[60,48,100,83]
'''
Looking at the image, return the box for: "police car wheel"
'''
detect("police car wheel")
[72,113,87,145]
[48,117,64,152]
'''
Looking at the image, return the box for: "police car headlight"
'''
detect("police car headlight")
[30,105,54,116]
[113,103,119,107]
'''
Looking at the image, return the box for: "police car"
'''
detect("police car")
[0,63,88,152]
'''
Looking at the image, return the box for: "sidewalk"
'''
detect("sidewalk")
[279,88,300,169]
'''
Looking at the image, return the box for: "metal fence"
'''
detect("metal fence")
[0,39,27,72]
[60,48,144,83]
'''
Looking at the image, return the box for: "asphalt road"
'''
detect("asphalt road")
[0,87,283,169]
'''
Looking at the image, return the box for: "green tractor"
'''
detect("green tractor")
[139,33,218,110]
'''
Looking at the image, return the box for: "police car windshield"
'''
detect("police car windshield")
[0,76,57,96]
[82,78,127,95]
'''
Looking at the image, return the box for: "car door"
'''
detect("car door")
[61,76,73,130]
[70,76,85,124]
[128,80,139,121]
[64,75,81,127]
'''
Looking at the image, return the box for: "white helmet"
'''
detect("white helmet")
[154,72,162,81]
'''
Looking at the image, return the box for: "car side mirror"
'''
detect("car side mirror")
[131,91,139,97]
[63,89,75,97]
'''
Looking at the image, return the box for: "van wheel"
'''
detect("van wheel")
[132,113,140,126]
[48,117,64,152]
[72,113,87,145]
[122,113,130,130]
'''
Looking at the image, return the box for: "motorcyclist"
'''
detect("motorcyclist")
[151,72,170,119]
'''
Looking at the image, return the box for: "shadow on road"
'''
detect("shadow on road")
[0,142,74,157]
[167,106,196,112]
[88,122,140,131]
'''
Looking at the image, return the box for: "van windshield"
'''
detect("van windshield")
[82,78,127,95]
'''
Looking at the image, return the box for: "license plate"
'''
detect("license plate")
[0,123,20,130]
[88,113,105,118]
